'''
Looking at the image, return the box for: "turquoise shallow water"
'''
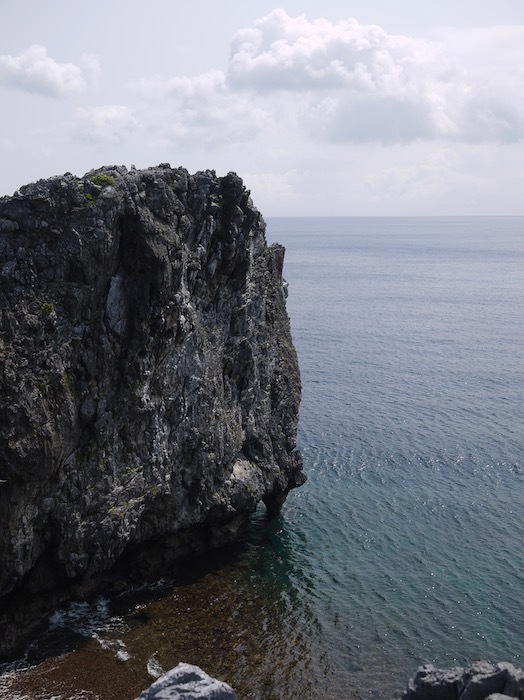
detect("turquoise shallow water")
[2,217,523,700]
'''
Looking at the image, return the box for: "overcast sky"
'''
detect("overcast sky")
[2,1,524,215]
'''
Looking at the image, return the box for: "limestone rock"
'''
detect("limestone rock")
[0,164,305,657]
[403,662,524,700]
[136,663,237,700]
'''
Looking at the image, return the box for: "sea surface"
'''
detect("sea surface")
[2,217,524,700]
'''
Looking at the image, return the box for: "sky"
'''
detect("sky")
[1,1,524,215]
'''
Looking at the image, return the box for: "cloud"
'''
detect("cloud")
[457,96,524,144]
[358,142,524,215]
[243,169,302,208]
[226,9,524,145]
[306,95,437,144]
[227,10,447,97]
[227,9,440,94]
[79,53,101,87]
[127,70,268,148]
[130,70,226,101]
[69,10,524,152]
[73,105,138,144]
[0,45,99,97]
[365,148,461,202]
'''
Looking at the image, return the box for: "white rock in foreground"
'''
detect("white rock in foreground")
[137,663,237,700]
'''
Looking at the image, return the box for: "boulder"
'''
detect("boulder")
[403,662,524,700]
[136,663,237,700]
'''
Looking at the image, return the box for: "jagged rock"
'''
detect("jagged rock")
[0,164,305,657]
[403,662,524,700]
[136,663,237,700]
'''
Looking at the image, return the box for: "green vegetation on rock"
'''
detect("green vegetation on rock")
[90,173,115,188]
[41,302,55,315]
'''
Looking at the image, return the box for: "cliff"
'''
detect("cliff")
[0,164,305,657]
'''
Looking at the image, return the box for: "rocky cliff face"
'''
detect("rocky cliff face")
[0,164,305,655]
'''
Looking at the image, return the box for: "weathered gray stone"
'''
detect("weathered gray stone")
[462,662,508,700]
[498,663,524,699]
[404,664,465,700]
[137,663,237,700]
[0,164,305,657]
[403,662,524,700]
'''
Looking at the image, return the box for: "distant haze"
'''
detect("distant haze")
[2,0,524,215]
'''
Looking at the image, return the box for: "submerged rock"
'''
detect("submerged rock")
[403,661,524,700]
[137,663,237,700]
[0,164,305,657]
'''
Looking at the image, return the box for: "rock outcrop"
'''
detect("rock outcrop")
[137,663,237,700]
[403,662,524,700]
[0,164,305,657]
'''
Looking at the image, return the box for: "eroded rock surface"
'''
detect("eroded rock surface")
[0,164,305,656]
[403,662,524,700]
[137,663,237,700]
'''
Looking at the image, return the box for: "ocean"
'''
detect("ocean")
[2,216,523,699]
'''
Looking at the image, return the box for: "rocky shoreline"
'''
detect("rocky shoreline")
[0,164,305,659]
[136,661,524,700]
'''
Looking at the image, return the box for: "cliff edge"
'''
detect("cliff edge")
[0,164,305,656]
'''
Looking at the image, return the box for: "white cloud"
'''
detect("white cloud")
[364,148,461,201]
[242,169,303,212]
[73,105,138,144]
[225,10,524,145]
[130,70,225,101]
[0,45,98,97]
[457,96,524,144]
[227,9,441,94]
[118,13,524,152]
[305,95,437,144]
[127,70,268,148]
[80,53,101,87]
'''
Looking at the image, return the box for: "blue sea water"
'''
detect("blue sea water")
[2,217,523,700]
[262,216,524,697]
